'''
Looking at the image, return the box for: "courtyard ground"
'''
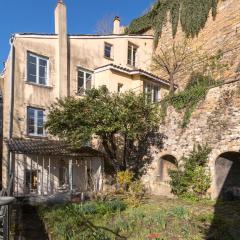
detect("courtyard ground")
[32,195,240,240]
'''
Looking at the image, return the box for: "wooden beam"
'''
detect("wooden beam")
[16,155,18,196]
[69,159,73,191]
[36,156,39,195]
[48,157,51,194]
[42,156,44,195]
[30,157,32,194]
[85,160,88,191]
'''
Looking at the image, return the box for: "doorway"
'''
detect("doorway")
[25,170,38,194]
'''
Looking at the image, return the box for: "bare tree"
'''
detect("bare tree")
[95,14,115,35]
[152,40,191,94]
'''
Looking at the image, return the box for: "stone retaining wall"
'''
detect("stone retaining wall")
[143,80,240,198]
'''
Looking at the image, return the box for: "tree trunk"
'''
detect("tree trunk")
[102,137,119,172]
[123,133,127,171]
[169,73,175,95]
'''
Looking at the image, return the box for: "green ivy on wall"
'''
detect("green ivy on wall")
[160,72,218,128]
[126,0,219,48]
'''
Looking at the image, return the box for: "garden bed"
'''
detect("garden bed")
[37,196,240,240]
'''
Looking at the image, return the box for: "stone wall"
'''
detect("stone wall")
[141,0,240,199]
[148,0,240,88]
[143,80,240,198]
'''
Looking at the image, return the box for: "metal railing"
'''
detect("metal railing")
[0,175,15,240]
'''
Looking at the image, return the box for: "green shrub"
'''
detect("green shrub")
[81,202,98,215]
[168,144,211,200]
[127,180,146,206]
[105,199,126,212]
[116,169,134,191]
[191,166,211,197]
[72,200,126,216]
[168,206,189,219]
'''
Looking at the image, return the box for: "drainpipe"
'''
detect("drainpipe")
[8,35,15,193]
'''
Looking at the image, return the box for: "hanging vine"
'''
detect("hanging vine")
[126,0,220,48]
[160,72,218,128]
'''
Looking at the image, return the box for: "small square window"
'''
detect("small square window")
[104,43,113,59]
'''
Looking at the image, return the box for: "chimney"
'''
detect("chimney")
[113,16,121,34]
[55,0,67,36]
[55,0,69,97]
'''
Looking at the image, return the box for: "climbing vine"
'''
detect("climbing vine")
[160,72,217,128]
[159,46,228,128]
[126,0,220,48]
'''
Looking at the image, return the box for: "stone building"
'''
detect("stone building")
[0,0,170,197]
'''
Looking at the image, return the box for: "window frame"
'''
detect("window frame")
[104,42,114,60]
[127,42,138,67]
[77,67,93,95]
[27,106,45,137]
[27,52,49,86]
[144,82,160,103]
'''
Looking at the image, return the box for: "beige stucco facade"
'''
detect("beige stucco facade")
[0,1,170,197]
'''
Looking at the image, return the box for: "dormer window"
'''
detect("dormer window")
[104,42,113,59]
[77,68,92,95]
[27,52,48,85]
[128,43,138,67]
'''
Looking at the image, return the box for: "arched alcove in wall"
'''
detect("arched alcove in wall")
[215,151,240,200]
[159,154,177,182]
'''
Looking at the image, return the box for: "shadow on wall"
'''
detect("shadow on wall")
[206,152,240,240]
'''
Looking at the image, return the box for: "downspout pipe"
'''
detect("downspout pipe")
[8,35,15,194]
[8,35,15,140]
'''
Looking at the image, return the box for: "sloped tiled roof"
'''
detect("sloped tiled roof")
[95,64,177,88]
[5,138,105,157]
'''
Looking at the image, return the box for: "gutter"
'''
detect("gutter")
[8,35,15,139]
[8,35,15,183]
[14,33,154,40]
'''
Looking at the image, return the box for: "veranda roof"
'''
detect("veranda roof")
[5,138,104,157]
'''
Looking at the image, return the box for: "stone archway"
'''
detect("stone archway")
[159,154,177,183]
[215,151,240,200]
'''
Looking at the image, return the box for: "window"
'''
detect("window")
[27,52,48,85]
[127,43,138,67]
[144,83,160,103]
[77,69,92,95]
[27,107,45,136]
[104,43,113,59]
[117,83,123,93]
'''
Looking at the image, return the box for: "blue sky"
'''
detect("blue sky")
[0,0,155,71]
